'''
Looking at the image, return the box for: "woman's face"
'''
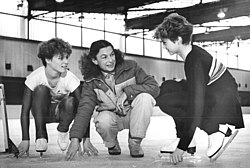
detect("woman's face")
[162,38,179,55]
[92,46,116,72]
[46,53,69,73]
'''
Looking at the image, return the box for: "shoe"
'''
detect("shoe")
[128,138,144,158]
[210,129,239,162]
[160,138,196,155]
[36,138,48,152]
[108,138,121,155]
[187,146,196,155]
[207,131,225,158]
[225,127,232,137]
[187,137,196,155]
[57,131,69,151]
[206,124,231,158]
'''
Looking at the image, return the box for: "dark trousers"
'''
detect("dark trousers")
[31,85,76,141]
[156,80,191,138]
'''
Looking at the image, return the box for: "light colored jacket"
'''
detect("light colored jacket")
[70,60,160,139]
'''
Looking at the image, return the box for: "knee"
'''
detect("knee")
[133,93,155,106]
[33,85,50,96]
[63,96,75,107]
[59,96,76,114]
[160,80,182,93]
[32,85,50,103]
[95,121,110,134]
[95,112,114,133]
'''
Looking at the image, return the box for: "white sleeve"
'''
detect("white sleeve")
[25,72,39,91]
[24,67,46,91]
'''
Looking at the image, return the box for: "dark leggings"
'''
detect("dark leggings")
[31,85,76,141]
[156,80,191,138]
[157,78,244,148]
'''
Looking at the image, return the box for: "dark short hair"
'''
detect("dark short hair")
[37,38,72,66]
[153,13,193,45]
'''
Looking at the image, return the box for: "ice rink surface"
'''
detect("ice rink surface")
[1,106,250,168]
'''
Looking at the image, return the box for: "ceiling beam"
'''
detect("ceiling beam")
[125,0,250,30]
[27,0,164,14]
[193,26,250,42]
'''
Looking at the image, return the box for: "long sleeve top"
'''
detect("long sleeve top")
[177,45,227,150]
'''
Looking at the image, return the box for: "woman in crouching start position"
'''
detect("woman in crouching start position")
[154,13,244,164]
[18,38,98,157]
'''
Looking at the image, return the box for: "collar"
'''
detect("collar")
[102,71,115,79]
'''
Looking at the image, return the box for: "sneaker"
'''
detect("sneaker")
[128,138,144,158]
[57,131,69,151]
[160,138,196,155]
[36,138,48,152]
[108,138,121,155]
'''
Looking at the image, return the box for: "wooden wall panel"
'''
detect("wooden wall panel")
[229,69,250,91]
[0,37,40,77]
[22,41,42,76]
[68,47,86,80]
[0,36,249,92]
[125,55,185,84]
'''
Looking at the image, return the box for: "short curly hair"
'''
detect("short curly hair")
[153,13,193,45]
[37,38,72,66]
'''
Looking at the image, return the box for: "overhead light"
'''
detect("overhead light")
[217,10,225,19]
[204,27,210,34]
[55,0,64,3]
[17,0,23,10]
[217,8,228,19]
[78,14,84,22]
[234,35,241,42]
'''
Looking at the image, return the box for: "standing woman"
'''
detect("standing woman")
[154,13,244,164]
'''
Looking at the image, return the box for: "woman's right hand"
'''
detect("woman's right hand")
[18,140,30,157]
[169,148,184,164]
